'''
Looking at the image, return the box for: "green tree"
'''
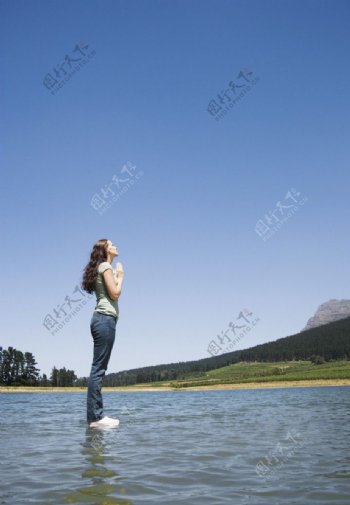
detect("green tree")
[2,347,15,385]
[23,352,40,385]
[50,366,58,386]
[0,346,3,385]
[38,373,49,386]
[51,366,77,387]
[310,354,326,365]
[0,347,40,386]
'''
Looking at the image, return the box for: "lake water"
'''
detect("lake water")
[0,386,349,504]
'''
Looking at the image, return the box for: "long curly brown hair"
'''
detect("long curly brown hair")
[81,238,109,294]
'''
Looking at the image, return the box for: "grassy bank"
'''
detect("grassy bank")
[1,360,350,392]
[167,359,350,388]
[122,359,350,389]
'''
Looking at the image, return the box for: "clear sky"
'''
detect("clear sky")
[1,0,349,379]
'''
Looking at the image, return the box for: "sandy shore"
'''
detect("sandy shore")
[1,379,349,393]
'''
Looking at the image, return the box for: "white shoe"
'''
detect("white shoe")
[89,416,120,428]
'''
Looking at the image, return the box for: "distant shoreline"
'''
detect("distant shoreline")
[1,379,349,393]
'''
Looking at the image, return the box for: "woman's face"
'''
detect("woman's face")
[106,240,118,257]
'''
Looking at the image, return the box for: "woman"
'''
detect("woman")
[81,238,124,427]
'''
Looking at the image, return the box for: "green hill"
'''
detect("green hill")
[75,315,350,387]
[169,359,350,388]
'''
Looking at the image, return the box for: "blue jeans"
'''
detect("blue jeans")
[87,311,118,423]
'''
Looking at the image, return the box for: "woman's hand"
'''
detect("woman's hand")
[115,262,124,279]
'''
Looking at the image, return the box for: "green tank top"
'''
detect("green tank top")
[94,261,119,318]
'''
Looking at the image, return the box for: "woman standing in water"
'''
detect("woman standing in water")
[81,238,124,427]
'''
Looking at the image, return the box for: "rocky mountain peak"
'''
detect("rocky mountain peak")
[303,299,350,331]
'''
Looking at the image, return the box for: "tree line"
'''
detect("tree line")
[0,346,76,387]
[2,315,350,387]
[99,314,350,386]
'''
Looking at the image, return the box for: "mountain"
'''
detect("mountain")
[303,299,350,331]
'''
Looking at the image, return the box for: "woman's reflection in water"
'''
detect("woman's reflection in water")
[64,426,133,504]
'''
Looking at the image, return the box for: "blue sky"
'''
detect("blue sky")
[1,0,349,378]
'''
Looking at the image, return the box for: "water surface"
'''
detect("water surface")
[0,386,349,504]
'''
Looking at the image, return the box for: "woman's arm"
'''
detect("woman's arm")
[102,263,124,300]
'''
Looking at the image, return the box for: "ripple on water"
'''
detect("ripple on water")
[0,387,349,504]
